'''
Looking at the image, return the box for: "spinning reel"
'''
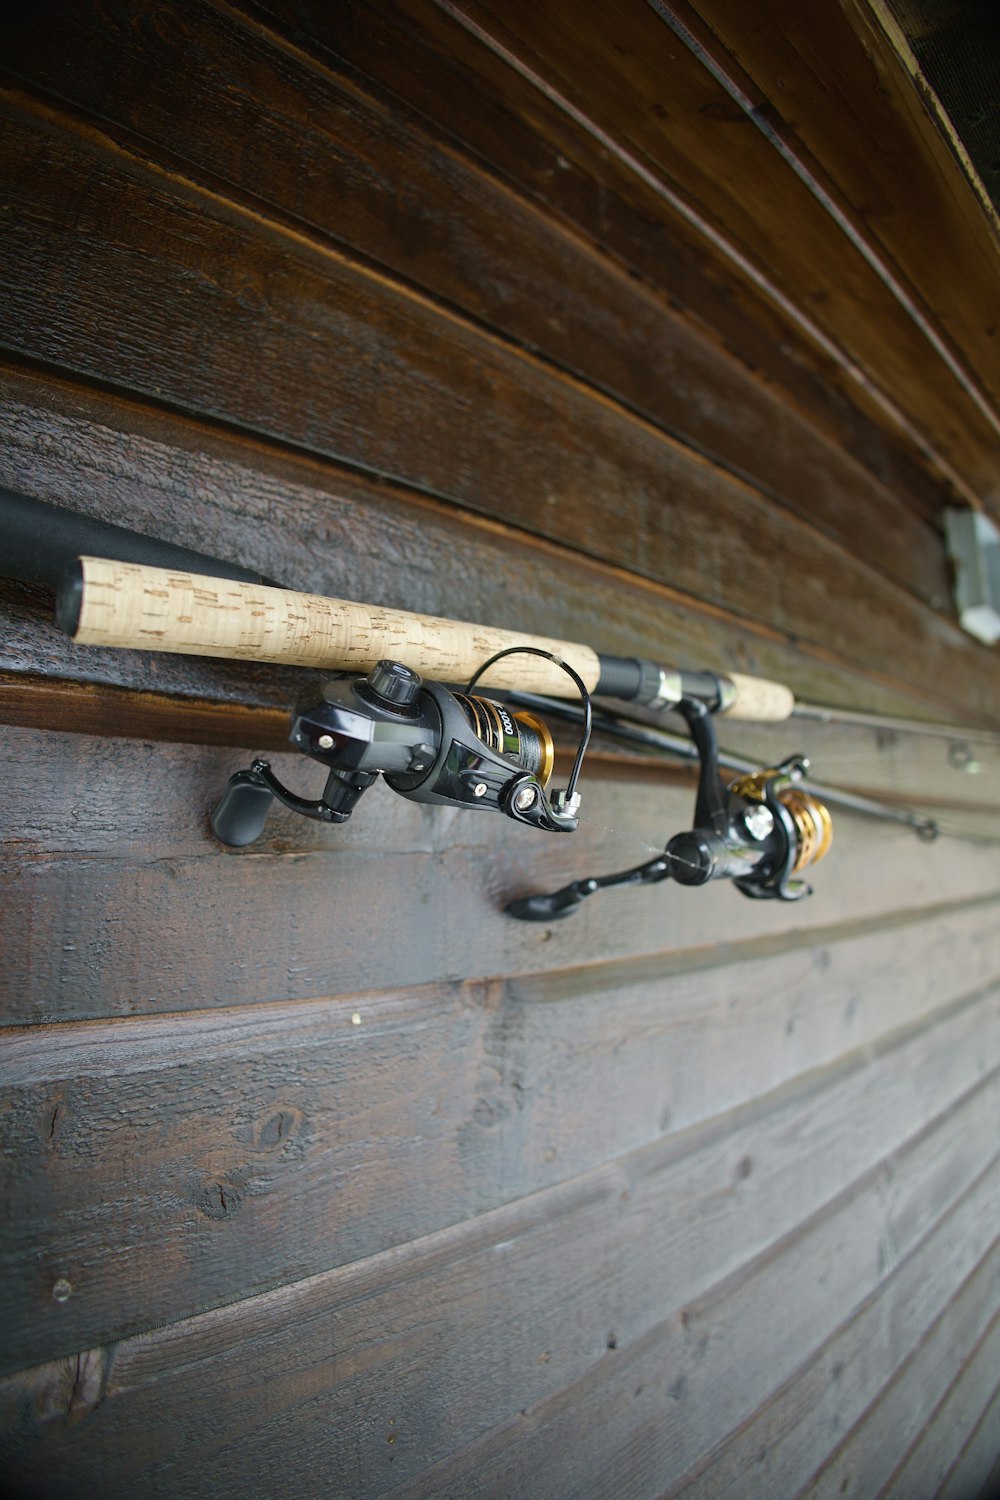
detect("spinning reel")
[508,695,832,919]
[211,658,831,917]
[211,653,588,848]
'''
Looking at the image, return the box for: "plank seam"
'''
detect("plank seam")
[0,84,988,663]
[507,886,1000,998]
[380,1146,1000,1500]
[428,0,985,509]
[666,1225,1000,1500]
[211,0,956,561]
[4,889,1000,1041]
[872,1307,1000,1499]
[646,0,1000,447]
[5,985,998,1330]
[1,364,993,728]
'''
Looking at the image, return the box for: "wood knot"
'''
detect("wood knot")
[254,1107,302,1151]
[198,1178,244,1220]
[24,1347,112,1434]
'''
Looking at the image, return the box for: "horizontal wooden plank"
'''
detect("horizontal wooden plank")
[942,1397,1000,1500]
[669,1224,1000,1499]
[5,669,1000,825]
[805,1294,1000,1498]
[243,0,960,526]
[878,1314,1000,1500]
[384,1114,1000,1500]
[5,366,998,731]
[4,706,1000,1017]
[0,946,997,1373]
[1,1036,996,1498]
[0,674,289,749]
[6,707,1000,863]
[428,0,1000,504]
[0,0,951,605]
[681,0,1000,437]
[1,101,995,718]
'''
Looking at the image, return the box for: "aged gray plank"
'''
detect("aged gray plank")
[0,972,997,1379]
[880,1326,1000,1500]
[1,1053,996,1499]
[385,1137,1000,1500]
[670,1225,1000,1500]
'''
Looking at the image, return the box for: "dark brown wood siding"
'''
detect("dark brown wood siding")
[1,3,999,1496]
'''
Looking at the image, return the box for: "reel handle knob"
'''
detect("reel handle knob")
[211,766,274,847]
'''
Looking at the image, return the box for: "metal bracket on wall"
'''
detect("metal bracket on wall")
[945,507,1000,646]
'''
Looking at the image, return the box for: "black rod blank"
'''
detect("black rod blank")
[0,487,275,589]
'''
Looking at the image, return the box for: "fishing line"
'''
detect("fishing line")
[505,691,1000,852]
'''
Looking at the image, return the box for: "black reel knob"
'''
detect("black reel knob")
[366,659,422,710]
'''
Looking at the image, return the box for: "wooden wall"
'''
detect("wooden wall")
[2,2,1000,1496]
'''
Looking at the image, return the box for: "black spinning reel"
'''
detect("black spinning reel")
[508,695,832,919]
[211,654,587,848]
[212,657,831,919]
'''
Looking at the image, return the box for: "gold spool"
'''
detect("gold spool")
[511,708,556,788]
[453,695,555,787]
[781,789,834,872]
[729,771,833,873]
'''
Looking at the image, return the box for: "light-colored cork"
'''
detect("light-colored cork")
[72,557,603,697]
[722,671,796,721]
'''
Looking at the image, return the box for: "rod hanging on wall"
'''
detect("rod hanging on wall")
[5,487,997,741]
[56,553,794,720]
[3,488,997,918]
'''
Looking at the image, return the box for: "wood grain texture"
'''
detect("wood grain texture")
[5,716,1000,1021]
[6,368,999,731]
[674,0,1000,429]
[669,1227,1000,1499]
[1,918,998,1372]
[428,0,1000,504]
[235,0,966,524]
[0,673,289,748]
[381,1132,1000,1500]
[876,1314,1000,1500]
[1,1050,996,1498]
[795,1266,1000,1499]
[2,2,1000,1493]
[6,670,1000,817]
[0,0,953,604]
[3,101,999,719]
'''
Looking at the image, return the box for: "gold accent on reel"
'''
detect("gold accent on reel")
[729,771,833,873]
[453,694,556,787]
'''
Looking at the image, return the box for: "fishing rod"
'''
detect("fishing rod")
[506,689,944,837]
[53,553,835,909]
[7,487,990,739]
[1,488,992,918]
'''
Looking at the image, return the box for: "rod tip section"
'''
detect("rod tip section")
[722,672,795,722]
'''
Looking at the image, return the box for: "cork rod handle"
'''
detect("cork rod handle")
[61,557,796,720]
[64,557,603,698]
[721,672,795,722]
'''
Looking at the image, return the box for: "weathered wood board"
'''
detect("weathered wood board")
[1,1,999,1495]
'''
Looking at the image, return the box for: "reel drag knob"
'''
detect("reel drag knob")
[366,659,422,710]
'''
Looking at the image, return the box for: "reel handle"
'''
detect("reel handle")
[211,768,274,847]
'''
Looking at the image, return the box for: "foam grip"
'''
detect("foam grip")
[721,672,796,721]
[66,557,603,698]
